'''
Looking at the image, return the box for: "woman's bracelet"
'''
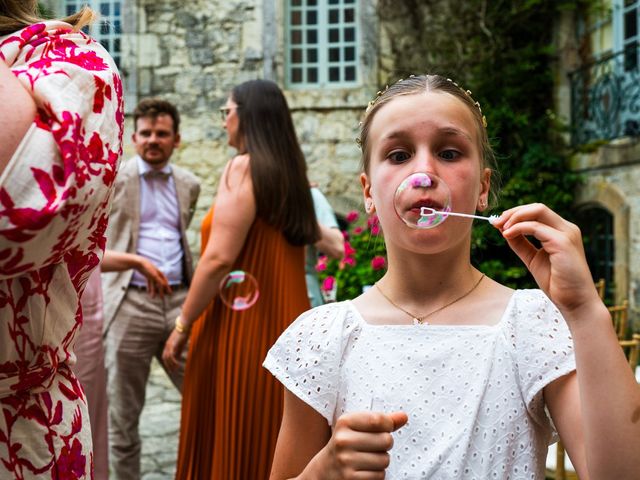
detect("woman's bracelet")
[175,315,190,335]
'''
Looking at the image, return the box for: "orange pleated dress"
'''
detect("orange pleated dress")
[175,207,311,479]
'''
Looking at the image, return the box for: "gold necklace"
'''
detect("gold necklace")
[375,274,485,325]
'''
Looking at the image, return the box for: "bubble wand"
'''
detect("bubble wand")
[419,207,500,225]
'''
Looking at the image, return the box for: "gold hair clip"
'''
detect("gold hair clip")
[365,100,375,114]
[445,79,486,126]
[365,85,391,114]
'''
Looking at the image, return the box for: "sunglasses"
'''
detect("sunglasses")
[219,106,236,121]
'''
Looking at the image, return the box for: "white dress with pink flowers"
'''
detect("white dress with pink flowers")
[0,21,122,479]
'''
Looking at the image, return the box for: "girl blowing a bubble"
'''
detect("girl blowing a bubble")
[264,74,640,479]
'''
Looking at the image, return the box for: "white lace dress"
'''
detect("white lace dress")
[264,289,576,479]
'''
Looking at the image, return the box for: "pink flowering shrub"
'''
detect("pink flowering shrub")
[317,210,387,301]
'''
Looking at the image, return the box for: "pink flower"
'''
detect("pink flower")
[367,214,379,228]
[371,256,386,270]
[346,210,359,223]
[315,255,327,272]
[344,241,357,257]
[353,226,364,235]
[321,276,335,292]
[371,223,381,236]
[340,256,356,269]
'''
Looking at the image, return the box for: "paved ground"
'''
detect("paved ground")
[137,358,182,480]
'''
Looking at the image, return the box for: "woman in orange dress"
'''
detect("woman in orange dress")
[162,79,319,479]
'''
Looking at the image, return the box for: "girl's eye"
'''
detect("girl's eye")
[439,149,461,161]
[387,151,412,163]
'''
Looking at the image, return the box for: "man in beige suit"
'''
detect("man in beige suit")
[102,98,200,480]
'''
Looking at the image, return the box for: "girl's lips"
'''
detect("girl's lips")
[410,199,443,211]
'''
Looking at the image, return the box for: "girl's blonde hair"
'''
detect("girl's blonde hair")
[0,0,95,36]
[358,74,500,207]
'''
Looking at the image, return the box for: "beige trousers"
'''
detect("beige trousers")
[104,286,188,480]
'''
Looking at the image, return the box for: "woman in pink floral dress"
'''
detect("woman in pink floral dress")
[0,2,123,478]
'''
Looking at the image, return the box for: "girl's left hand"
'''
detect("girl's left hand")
[492,203,599,314]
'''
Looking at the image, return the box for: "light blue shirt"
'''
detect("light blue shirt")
[131,156,184,286]
[306,187,340,307]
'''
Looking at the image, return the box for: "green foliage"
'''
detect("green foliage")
[466,1,590,287]
[317,212,387,302]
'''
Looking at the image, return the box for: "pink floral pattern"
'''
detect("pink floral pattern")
[0,21,122,479]
[370,255,386,270]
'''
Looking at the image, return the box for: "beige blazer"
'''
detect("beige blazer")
[101,157,201,332]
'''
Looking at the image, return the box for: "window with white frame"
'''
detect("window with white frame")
[617,0,639,70]
[63,0,122,67]
[286,0,359,88]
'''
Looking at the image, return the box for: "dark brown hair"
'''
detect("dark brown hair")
[231,79,319,246]
[133,98,181,134]
[358,74,499,207]
[0,1,94,36]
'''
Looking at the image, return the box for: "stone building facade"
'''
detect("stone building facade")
[45,0,389,256]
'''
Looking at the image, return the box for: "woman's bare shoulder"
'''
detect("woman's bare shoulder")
[221,154,252,189]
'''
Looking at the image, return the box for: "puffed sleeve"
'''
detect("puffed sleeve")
[0,21,123,280]
[263,302,361,425]
[509,290,576,427]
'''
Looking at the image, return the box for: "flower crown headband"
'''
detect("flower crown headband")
[356,75,488,148]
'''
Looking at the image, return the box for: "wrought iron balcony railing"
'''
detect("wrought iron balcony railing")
[569,50,640,146]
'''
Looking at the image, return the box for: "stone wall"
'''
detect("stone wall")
[572,141,640,327]
[109,0,380,255]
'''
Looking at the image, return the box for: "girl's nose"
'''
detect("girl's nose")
[412,149,438,173]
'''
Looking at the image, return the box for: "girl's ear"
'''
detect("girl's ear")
[477,167,492,212]
[360,172,375,213]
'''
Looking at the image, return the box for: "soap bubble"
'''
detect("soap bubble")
[219,270,260,311]
[393,172,452,229]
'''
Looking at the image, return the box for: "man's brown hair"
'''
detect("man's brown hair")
[133,98,181,134]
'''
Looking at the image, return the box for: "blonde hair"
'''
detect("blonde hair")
[0,1,95,36]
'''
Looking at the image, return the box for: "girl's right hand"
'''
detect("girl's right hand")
[313,411,408,479]
[493,203,600,316]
